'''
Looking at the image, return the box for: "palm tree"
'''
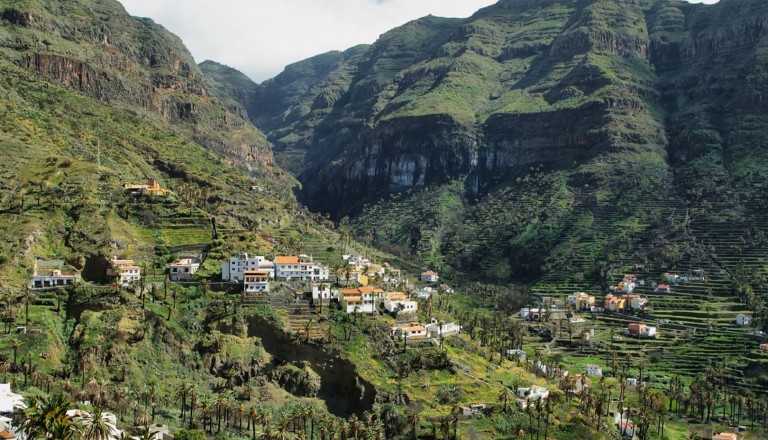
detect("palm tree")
[81,406,117,440]
[13,394,81,439]
[498,386,512,413]
[20,287,36,326]
[10,339,20,366]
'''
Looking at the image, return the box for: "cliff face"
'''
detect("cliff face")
[215,0,768,282]
[1,0,276,172]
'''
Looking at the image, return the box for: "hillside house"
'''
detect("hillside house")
[655,284,671,294]
[391,323,428,339]
[425,319,460,338]
[222,253,274,281]
[506,349,527,362]
[760,343,768,351]
[30,260,80,290]
[337,268,368,286]
[712,433,738,440]
[0,383,24,412]
[124,178,169,196]
[169,258,199,282]
[516,386,549,401]
[460,404,487,417]
[420,270,439,283]
[604,294,626,312]
[626,378,638,387]
[107,257,140,287]
[567,292,596,311]
[275,255,329,281]
[520,308,543,320]
[736,314,753,327]
[340,288,375,313]
[629,295,649,310]
[587,365,603,377]
[311,282,335,302]
[664,273,681,283]
[382,292,418,314]
[627,323,657,338]
[243,270,269,294]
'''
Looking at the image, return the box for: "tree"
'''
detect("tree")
[10,339,20,366]
[20,287,36,326]
[81,406,117,440]
[13,394,81,439]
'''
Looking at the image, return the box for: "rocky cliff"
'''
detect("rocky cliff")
[1,0,277,172]
[208,0,768,284]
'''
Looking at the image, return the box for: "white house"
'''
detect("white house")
[654,284,671,294]
[341,288,375,313]
[425,320,461,338]
[640,326,657,338]
[736,313,753,327]
[243,270,269,294]
[30,265,81,290]
[506,349,527,362]
[0,383,24,413]
[629,296,648,310]
[107,257,140,287]
[311,282,335,302]
[587,365,603,377]
[383,292,418,314]
[420,270,439,283]
[516,386,549,401]
[626,378,638,387]
[275,255,329,281]
[222,253,274,282]
[391,323,428,339]
[169,258,200,282]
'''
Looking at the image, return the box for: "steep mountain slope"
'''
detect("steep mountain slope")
[0,0,300,284]
[210,0,768,288]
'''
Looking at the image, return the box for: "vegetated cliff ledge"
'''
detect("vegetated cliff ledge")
[245,314,377,418]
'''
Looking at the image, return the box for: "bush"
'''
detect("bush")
[174,429,206,440]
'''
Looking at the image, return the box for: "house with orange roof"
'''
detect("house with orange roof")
[244,270,269,294]
[712,433,738,440]
[275,254,329,281]
[391,323,428,339]
[420,270,439,283]
[107,256,141,287]
[124,178,169,196]
[340,288,375,313]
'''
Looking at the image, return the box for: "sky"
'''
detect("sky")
[117,0,719,83]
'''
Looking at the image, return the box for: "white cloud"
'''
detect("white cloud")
[117,0,720,83]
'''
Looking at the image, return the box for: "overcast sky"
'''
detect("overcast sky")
[117,0,719,83]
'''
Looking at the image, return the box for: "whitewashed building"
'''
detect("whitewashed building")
[169,258,200,282]
[275,255,329,281]
[107,257,140,287]
[222,253,274,282]
[244,270,270,293]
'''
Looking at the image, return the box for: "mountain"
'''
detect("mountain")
[0,0,304,285]
[207,0,768,287]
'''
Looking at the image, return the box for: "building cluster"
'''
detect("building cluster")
[30,259,81,290]
[603,293,648,312]
[222,253,330,294]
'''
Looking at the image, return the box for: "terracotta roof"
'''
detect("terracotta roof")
[422,271,437,276]
[340,289,361,295]
[345,297,362,303]
[0,430,16,439]
[358,286,375,293]
[274,256,299,264]
[244,270,269,276]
